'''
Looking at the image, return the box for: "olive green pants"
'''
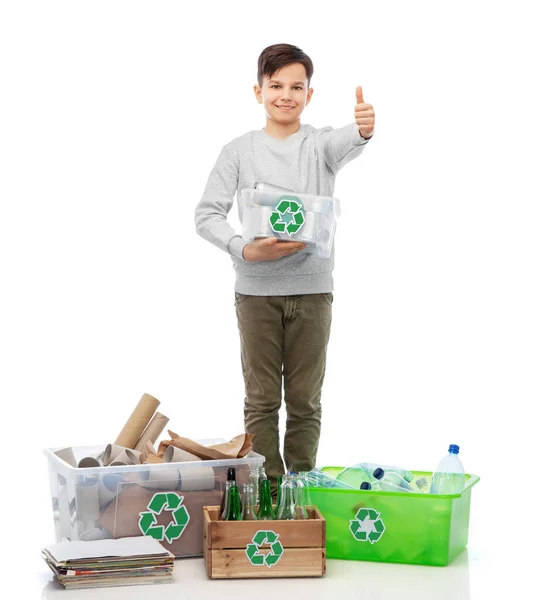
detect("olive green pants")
[235,292,333,491]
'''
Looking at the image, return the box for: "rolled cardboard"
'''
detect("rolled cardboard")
[114,393,160,449]
[140,467,180,490]
[103,443,130,466]
[58,484,71,538]
[145,454,163,464]
[178,466,215,492]
[163,445,201,463]
[54,447,77,467]
[75,481,100,521]
[78,457,101,468]
[107,448,141,466]
[97,473,124,508]
[140,441,158,464]
[134,412,169,451]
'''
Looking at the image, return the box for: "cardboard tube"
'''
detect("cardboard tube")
[107,449,141,466]
[54,447,77,467]
[163,446,202,463]
[78,457,101,468]
[140,467,180,490]
[145,454,163,464]
[178,466,215,492]
[103,443,130,466]
[134,412,169,451]
[58,484,71,539]
[98,473,124,508]
[75,481,100,521]
[140,441,157,464]
[114,393,160,449]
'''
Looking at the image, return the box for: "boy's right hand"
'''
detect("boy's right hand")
[243,237,307,261]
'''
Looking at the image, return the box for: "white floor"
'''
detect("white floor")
[30,515,532,600]
[22,469,535,600]
[34,545,525,600]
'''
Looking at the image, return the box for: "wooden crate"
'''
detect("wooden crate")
[203,505,326,579]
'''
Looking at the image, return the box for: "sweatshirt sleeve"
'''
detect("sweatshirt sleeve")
[194,144,248,260]
[317,122,371,175]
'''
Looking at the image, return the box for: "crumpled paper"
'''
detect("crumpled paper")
[157,431,254,460]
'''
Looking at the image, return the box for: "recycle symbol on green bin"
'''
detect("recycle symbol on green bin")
[138,492,190,544]
[269,195,306,235]
[349,508,385,544]
[245,530,284,567]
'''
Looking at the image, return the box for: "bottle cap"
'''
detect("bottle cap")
[227,468,236,481]
[373,468,384,480]
[360,482,372,490]
[449,444,460,454]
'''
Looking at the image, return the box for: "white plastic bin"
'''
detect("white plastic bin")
[240,188,340,259]
[44,440,264,558]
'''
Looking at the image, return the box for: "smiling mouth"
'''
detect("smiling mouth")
[276,105,295,111]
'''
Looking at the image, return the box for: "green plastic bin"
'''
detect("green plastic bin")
[309,467,480,566]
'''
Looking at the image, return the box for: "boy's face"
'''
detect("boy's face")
[254,62,313,123]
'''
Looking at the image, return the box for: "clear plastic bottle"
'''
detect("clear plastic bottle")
[430,444,466,494]
[302,468,355,489]
[336,464,373,488]
[349,463,414,483]
[373,468,415,492]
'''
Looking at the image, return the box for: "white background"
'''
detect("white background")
[1,1,539,598]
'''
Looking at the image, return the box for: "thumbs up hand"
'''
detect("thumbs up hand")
[354,86,375,139]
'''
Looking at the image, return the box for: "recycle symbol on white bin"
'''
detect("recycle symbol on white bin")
[349,508,385,544]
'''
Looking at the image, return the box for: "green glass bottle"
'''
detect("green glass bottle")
[224,485,243,521]
[257,479,274,520]
[274,474,283,517]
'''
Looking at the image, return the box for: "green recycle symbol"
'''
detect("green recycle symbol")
[349,508,385,544]
[245,530,284,568]
[269,195,305,235]
[138,492,190,544]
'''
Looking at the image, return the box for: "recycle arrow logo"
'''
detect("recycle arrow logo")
[349,508,385,544]
[269,195,305,236]
[138,492,190,544]
[245,530,284,567]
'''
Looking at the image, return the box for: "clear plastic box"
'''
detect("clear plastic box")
[44,440,264,558]
[240,188,340,259]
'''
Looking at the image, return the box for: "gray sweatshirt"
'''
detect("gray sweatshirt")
[195,122,371,295]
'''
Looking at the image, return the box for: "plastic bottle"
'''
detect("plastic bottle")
[430,444,466,494]
[348,463,415,483]
[373,468,415,492]
[336,464,374,488]
[302,468,356,489]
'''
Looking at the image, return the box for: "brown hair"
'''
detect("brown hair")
[257,43,314,87]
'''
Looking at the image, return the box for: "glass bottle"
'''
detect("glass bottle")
[257,479,274,520]
[274,474,283,517]
[291,474,309,520]
[220,467,237,520]
[248,465,260,505]
[241,483,258,520]
[276,474,297,520]
[224,485,242,521]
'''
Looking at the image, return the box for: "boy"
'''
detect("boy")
[195,43,375,492]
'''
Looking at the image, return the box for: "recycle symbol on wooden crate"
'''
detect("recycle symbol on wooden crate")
[349,508,385,544]
[138,492,190,544]
[269,195,306,235]
[245,530,284,567]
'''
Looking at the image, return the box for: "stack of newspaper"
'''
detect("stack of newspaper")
[41,536,175,589]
